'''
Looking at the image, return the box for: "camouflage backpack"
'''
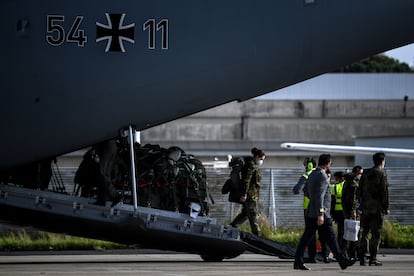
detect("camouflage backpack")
[222,156,246,203]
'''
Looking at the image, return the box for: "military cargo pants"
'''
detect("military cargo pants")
[359,212,384,261]
[230,199,260,235]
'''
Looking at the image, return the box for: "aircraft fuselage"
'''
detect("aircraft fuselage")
[2,0,414,169]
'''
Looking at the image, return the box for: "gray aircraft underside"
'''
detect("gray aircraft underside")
[2,0,414,170]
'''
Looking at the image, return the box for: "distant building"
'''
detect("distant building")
[58,73,414,169]
[140,73,414,168]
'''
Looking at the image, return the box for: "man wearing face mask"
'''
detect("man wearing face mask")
[352,166,363,183]
[342,171,360,260]
[230,147,265,236]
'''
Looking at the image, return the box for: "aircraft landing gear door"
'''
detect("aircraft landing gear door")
[122,125,140,211]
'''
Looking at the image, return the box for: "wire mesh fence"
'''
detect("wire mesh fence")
[55,166,414,228]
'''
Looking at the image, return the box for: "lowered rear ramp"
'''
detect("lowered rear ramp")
[0,183,296,260]
[0,184,246,260]
[241,232,296,258]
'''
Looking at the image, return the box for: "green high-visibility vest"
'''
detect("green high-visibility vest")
[303,169,315,210]
[303,196,310,210]
[331,180,344,211]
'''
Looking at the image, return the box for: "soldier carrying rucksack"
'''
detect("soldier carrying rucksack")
[228,147,265,236]
[222,156,245,203]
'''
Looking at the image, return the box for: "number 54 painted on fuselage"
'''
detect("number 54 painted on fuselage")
[46,13,168,52]
[2,0,414,170]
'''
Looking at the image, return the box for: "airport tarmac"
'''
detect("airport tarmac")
[0,250,413,276]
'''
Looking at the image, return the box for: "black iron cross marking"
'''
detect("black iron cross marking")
[96,13,135,52]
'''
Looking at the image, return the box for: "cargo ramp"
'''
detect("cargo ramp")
[241,232,296,258]
[0,183,296,260]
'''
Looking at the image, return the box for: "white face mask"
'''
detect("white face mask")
[258,160,264,166]
[356,174,361,180]
[93,155,100,164]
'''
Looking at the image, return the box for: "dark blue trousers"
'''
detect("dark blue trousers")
[295,216,343,265]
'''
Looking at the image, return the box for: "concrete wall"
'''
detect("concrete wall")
[356,136,414,167]
[140,99,414,168]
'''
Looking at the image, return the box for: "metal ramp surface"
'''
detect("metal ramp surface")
[0,184,246,260]
[241,232,296,259]
[0,184,297,261]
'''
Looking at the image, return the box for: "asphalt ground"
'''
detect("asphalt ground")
[0,249,413,276]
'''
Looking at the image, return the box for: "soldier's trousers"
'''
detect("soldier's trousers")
[359,212,384,260]
[231,199,260,235]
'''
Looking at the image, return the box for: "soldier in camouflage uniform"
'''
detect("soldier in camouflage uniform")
[230,147,265,236]
[342,172,360,259]
[358,152,389,266]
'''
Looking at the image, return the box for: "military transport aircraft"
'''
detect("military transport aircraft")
[1,0,414,261]
[2,0,414,170]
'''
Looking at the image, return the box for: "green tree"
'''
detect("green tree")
[334,54,413,73]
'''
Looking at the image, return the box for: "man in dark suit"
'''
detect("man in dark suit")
[293,154,355,270]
